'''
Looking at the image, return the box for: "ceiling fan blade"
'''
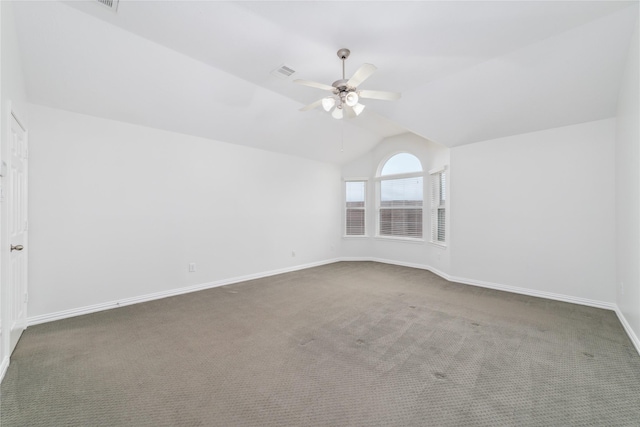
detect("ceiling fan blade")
[299,98,323,112]
[294,79,335,91]
[358,89,401,101]
[347,63,377,87]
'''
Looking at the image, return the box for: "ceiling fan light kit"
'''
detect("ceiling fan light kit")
[322,97,336,112]
[295,48,401,119]
[345,92,359,107]
[352,103,365,116]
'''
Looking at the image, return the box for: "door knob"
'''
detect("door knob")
[11,244,24,251]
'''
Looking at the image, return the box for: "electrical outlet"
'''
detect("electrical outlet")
[291,251,296,257]
[189,263,196,273]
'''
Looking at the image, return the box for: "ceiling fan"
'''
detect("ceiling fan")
[295,48,401,119]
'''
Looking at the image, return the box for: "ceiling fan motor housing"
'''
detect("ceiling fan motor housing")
[332,78,357,104]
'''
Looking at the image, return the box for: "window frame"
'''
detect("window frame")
[429,166,448,247]
[375,153,425,241]
[343,178,368,238]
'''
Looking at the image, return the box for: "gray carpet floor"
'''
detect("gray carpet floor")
[2,261,640,426]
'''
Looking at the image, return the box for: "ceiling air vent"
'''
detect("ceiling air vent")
[271,64,296,79]
[97,0,119,11]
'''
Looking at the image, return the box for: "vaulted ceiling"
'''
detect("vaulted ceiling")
[11,1,639,164]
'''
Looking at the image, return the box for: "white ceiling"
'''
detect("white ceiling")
[11,1,639,164]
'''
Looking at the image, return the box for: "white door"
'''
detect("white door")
[8,113,28,355]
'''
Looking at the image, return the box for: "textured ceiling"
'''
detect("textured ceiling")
[11,1,639,164]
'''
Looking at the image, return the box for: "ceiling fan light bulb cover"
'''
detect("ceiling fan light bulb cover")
[332,107,344,119]
[353,103,365,116]
[322,97,336,112]
[345,92,359,107]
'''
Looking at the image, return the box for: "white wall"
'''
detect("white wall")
[1,1,29,377]
[27,105,342,320]
[451,119,617,305]
[341,132,451,274]
[615,21,640,348]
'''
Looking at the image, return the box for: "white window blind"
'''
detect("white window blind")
[430,169,446,244]
[379,176,423,238]
[377,153,424,239]
[345,181,366,236]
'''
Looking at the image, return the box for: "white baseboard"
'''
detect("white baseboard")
[340,257,453,281]
[367,257,453,282]
[0,356,9,384]
[349,256,616,310]
[614,307,640,355]
[338,257,372,262]
[23,256,638,357]
[27,258,341,326]
[448,274,617,311]
[346,257,637,355]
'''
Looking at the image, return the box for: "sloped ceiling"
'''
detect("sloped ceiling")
[11,1,639,164]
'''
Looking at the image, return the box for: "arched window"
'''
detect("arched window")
[377,153,423,239]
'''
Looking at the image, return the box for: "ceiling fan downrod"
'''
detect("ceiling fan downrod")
[337,48,350,80]
[332,48,355,110]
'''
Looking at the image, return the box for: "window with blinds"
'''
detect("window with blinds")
[377,153,423,239]
[430,168,447,244]
[345,180,366,236]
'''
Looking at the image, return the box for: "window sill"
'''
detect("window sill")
[374,236,425,244]
[343,235,369,239]
[429,241,447,249]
